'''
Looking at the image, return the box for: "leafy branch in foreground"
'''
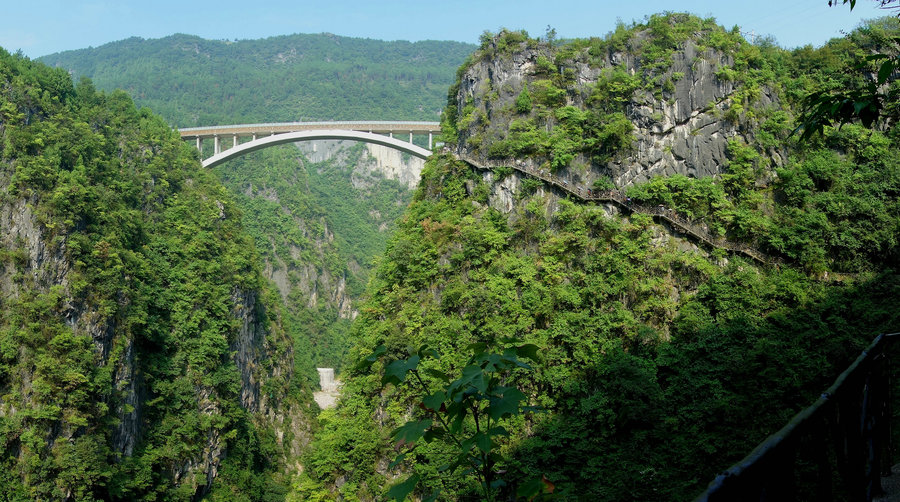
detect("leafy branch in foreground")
[358,342,554,501]
[796,1,900,139]
[795,45,900,139]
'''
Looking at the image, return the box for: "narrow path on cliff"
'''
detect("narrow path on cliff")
[458,154,782,266]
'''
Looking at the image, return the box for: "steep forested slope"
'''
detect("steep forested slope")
[0,49,305,500]
[297,14,900,501]
[40,33,475,126]
[42,34,469,377]
[213,143,415,375]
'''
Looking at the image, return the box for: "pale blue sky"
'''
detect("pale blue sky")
[2,0,894,58]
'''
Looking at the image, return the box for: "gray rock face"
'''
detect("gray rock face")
[256,195,356,320]
[452,35,780,190]
[297,140,425,190]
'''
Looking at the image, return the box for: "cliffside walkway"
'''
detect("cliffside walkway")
[458,154,782,266]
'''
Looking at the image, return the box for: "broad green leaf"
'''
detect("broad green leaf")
[515,343,542,361]
[450,411,465,434]
[355,344,386,371]
[489,387,526,420]
[457,364,488,393]
[424,368,450,382]
[423,427,447,442]
[460,436,476,453]
[488,426,509,437]
[392,418,432,445]
[383,354,420,385]
[423,390,446,411]
[386,474,419,501]
[474,431,492,454]
[517,477,544,499]
[877,60,894,86]
[465,342,488,357]
[417,345,440,359]
[865,53,890,62]
[482,353,503,372]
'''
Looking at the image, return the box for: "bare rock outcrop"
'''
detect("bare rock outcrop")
[450,32,781,190]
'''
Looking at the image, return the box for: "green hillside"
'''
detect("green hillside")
[0,48,300,500]
[40,33,475,126]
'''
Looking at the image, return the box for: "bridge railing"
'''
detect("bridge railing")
[178,121,441,138]
[696,332,900,502]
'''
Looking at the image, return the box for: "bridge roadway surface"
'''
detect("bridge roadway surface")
[178,120,440,139]
[177,121,779,266]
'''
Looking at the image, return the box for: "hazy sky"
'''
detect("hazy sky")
[3,0,894,58]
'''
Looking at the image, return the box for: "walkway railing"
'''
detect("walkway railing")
[458,155,781,265]
[696,332,900,502]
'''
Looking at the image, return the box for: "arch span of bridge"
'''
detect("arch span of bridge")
[198,129,433,168]
[178,121,439,168]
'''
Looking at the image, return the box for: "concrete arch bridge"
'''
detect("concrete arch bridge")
[178,121,440,168]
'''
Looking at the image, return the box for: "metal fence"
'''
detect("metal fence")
[697,332,900,502]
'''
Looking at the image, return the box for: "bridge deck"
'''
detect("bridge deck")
[179,121,440,139]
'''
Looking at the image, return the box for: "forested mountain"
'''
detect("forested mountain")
[297,14,900,501]
[42,33,471,383]
[0,48,304,499]
[40,33,475,126]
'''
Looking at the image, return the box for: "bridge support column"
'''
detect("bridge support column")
[409,132,413,144]
[196,137,201,151]
[389,131,393,139]
[233,135,238,149]
[428,133,433,149]
[252,134,257,141]
[214,135,220,155]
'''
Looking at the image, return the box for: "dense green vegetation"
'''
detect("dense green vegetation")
[300,153,898,500]
[40,34,475,126]
[45,33,467,378]
[6,11,899,501]
[297,14,900,501]
[626,125,900,273]
[0,48,296,500]
[213,143,413,372]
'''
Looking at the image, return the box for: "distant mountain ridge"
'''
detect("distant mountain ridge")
[40,32,475,126]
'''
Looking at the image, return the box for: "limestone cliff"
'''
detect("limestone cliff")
[297,139,426,190]
[248,139,424,318]
[447,19,781,190]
